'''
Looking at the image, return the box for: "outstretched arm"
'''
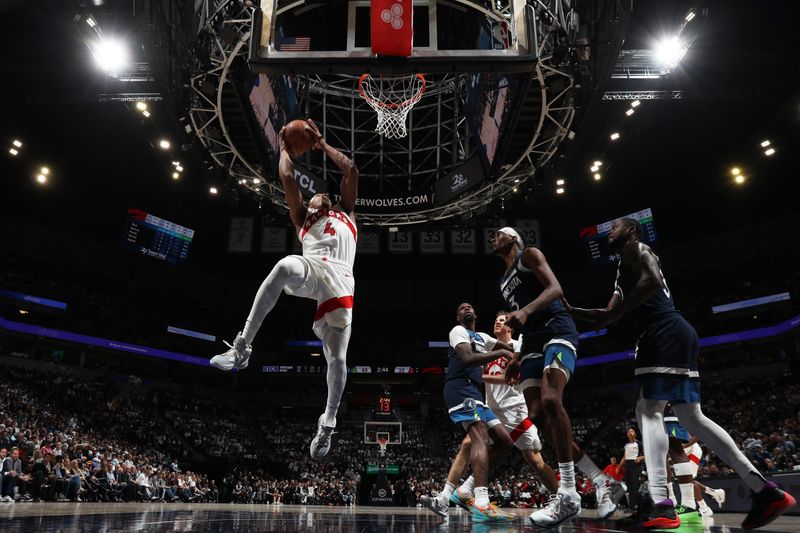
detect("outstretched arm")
[454,343,515,368]
[566,292,621,324]
[306,120,359,215]
[278,128,307,228]
[504,247,564,331]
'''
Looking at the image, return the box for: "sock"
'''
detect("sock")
[680,483,696,509]
[319,324,351,428]
[667,482,676,502]
[474,486,489,508]
[459,475,475,495]
[697,499,709,512]
[558,462,577,494]
[576,454,608,485]
[671,403,768,493]
[438,482,455,503]
[635,396,670,503]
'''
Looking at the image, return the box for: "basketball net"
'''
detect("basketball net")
[358,73,426,139]
[377,435,389,456]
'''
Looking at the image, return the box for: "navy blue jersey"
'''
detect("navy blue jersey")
[499,251,579,353]
[446,326,496,384]
[614,254,680,336]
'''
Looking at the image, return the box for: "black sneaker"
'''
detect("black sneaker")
[742,481,796,530]
[642,499,680,529]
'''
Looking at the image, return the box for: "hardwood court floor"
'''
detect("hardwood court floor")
[1,503,798,532]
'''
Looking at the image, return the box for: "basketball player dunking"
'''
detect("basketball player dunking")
[566,217,796,529]
[490,228,622,526]
[211,120,359,460]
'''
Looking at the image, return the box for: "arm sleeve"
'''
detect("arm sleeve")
[448,326,470,349]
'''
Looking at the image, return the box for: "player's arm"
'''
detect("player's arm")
[482,373,508,384]
[605,243,663,322]
[566,292,621,323]
[454,343,514,368]
[278,128,307,228]
[505,247,563,330]
[306,120,359,215]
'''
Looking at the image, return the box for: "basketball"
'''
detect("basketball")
[283,119,316,155]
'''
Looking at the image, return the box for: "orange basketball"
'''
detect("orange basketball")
[283,119,315,155]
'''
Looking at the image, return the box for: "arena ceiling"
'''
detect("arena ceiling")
[0,0,798,269]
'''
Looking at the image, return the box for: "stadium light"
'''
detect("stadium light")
[136,102,147,111]
[91,38,129,75]
[252,177,262,184]
[142,110,151,118]
[556,179,565,186]
[590,165,599,172]
[172,161,180,166]
[556,187,565,195]
[159,139,171,150]
[764,148,776,156]
[734,174,745,185]
[310,352,321,357]
[626,108,635,116]
[36,174,47,184]
[12,140,22,148]
[593,161,603,167]
[593,173,602,181]
[631,100,640,108]
[172,172,180,179]
[654,36,688,70]
[730,167,741,176]
[760,140,770,147]
[685,11,696,22]
[175,165,184,173]
[40,166,50,175]
[86,16,97,28]
[209,187,218,195]
[9,148,18,156]
[610,132,620,140]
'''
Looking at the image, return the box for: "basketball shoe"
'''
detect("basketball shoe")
[741,481,796,530]
[420,495,449,517]
[707,487,726,508]
[675,505,703,526]
[471,500,515,523]
[210,332,251,371]
[641,499,680,529]
[309,415,336,459]
[596,478,623,519]
[529,489,581,527]
[449,487,473,511]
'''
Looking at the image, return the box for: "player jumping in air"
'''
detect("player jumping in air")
[211,120,359,460]
[566,217,796,529]
[490,228,622,527]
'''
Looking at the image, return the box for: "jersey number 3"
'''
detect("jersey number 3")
[323,222,336,236]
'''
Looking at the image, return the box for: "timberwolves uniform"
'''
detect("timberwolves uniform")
[614,256,700,403]
[285,206,357,337]
[485,337,542,451]
[445,326,500,430]
[664,403,703,477]
[499,251,580,389]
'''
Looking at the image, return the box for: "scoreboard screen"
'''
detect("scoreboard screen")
[376,395,392,415]
[579,208,658,265]
[124,208,194,265]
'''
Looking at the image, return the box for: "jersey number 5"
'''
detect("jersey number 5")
[323,222,336,236]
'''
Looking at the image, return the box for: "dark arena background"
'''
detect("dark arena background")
[1,0,799,532]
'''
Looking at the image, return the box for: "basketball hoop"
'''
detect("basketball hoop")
[376,434,389,456]
[358,73,426,140]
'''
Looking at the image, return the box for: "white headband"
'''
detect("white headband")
[497,227,524,249]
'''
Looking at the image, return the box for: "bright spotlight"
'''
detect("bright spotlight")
[734,174,745,185]
[86,16,97,28]
[593,161,603,167]
[36,174,47,184]
[40,167,50,175]
[764,148,776,156]
[175,165,183,172]
[610,132,620,140]
[209,187,219,195]
[12,140,22,148]
[626,108,635,116]
[159,139,171,150]
[142,110,151,118]
[590,165,598,173]
[252,177,262,184]
[685,11,696,22]
[92,38,129,74]
[172,172,180,179]
[730,167,741,176]
[593,173,602,181]
[556,187,565,195]
[9,148,18,156]
[172,161,180,166]
[631,100,640,108]
[556,179,565,186]
[136,102,147,111]
[760,140,771,147]
[654,36,687,70]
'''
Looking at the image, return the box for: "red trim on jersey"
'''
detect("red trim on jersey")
[334,210,357,240]
[688,454,700,465]
[299,209,357,241]
[314,295,354,321]
[509,417,533,443]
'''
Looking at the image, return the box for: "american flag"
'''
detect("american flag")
[279,36,311,51]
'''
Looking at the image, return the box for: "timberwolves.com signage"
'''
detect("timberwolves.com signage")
[434,155,486,205]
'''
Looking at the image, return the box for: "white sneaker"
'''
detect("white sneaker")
[708,488,725,508]
[309,415,335,459]
[420,495,449,517]
[596,479,618,519]
[210,332,251,371]
[530,489,581,527]
[699,502,714,517]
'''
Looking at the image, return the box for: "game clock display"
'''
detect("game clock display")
[375,396,392,415]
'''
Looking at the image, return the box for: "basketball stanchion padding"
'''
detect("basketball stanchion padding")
[371,0,413,57]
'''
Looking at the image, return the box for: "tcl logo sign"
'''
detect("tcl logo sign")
[294,169,318,195]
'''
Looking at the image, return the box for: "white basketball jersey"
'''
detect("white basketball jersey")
[298,207,357,267]
[485,338,526,414]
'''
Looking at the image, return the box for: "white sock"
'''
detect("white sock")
[680,483,696,509]
[439,482,455,503]
[671,402,767,493]
[474,486,490,508]
[635,396,670,503]
[667,482,676,502]
[558,462,577,494]
[318,324,351,428]
[576,454,608,486]
[459,475,475,495]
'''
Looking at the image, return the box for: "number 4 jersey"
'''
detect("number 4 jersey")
[299,207,357,268]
